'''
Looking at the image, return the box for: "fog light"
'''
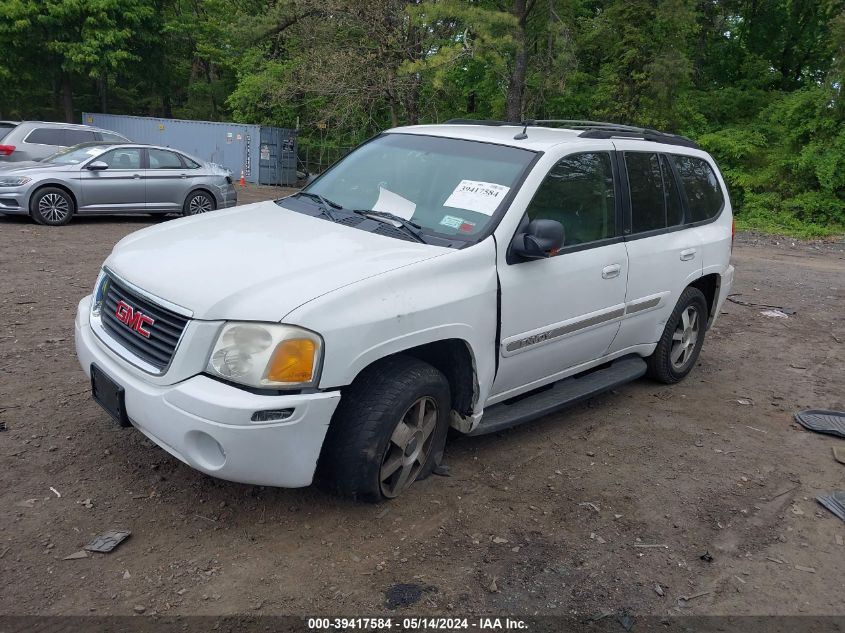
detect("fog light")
[250,408,294,423]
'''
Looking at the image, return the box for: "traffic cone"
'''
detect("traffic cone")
[239,170,246,187]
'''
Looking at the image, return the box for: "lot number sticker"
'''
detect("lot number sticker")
[444,180,510,215]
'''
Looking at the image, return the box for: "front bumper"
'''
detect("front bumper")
[0,186,27,214]
[75,296,340,487]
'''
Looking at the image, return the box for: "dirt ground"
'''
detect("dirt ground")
[1,186,843,619]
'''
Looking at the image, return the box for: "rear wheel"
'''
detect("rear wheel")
[30,187,74,226]
[646,286,708,384]
[317,355,451,502]
[183,190,216,216]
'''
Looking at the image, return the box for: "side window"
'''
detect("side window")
[525,152,616,247]
[99,148,142,170]
[25,128,65,145]
[660,154,684,227]
[149,149,183,169]
[625,152,665,233]
[183,156,201,169]
[672,155,724,222]
[63,129,97,146]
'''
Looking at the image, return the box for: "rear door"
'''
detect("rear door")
[607,148,702,354]
[145,148,191,212]
[78,147,145,212]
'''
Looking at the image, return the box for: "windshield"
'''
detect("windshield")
[302,133,536,241]
[42,144,111,165]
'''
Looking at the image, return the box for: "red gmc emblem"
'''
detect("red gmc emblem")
[114,300,154,338]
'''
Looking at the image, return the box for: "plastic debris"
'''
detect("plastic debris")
[816,491,845,522]
[85,529,131,553]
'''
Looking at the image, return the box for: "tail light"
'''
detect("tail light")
[0,145,15,156]
[731,218,736,254]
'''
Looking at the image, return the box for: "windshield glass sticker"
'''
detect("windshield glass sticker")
[444,180,510,215]
[372,186,416,220]
[439,215,464,229]
[459,220,476,233]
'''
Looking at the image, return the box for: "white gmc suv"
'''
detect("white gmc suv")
[75,120,735,501]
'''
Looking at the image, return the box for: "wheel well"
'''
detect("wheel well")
[31,183,78,214]
[351,340,477,416]
[185,188,216,208]
[690,273,719,319]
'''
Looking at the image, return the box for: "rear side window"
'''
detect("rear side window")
[149,149,183,169]
[625,152,665,233]
[660,155,684,227]
[25,128,65,146]
[63,129,97,146]
[183,156,201,169]
[672,155,724,222]
[526,152,616,247]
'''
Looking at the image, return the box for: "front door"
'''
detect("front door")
[79,147,145,212]
[492,151,629,400]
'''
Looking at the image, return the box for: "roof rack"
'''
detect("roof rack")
[443,118,700,150]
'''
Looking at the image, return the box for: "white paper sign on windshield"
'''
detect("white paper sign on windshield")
[443,180,510,215]
[372,186,416,220]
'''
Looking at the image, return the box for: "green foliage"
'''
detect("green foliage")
[1,0,843,237]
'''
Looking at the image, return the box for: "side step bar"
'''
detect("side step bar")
[468,355,647,436]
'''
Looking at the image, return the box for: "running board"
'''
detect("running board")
[468,355,647,436]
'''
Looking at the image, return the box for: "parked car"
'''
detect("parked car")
[75,120,735,501]
[0,121,130,163]
[0,142,237,225]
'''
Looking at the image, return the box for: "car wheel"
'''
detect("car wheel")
[646,286,708,384]
[30,187,74,226]
[183,190,216,216]
[317,355,451,502]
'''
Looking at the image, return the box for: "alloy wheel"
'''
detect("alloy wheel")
[379,396,438,498]
[189,194,213,214]
[38,193,70,223]
[670,305,700,370]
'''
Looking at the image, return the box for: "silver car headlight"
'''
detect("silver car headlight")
[0,176,31,187]
[206,322,323,389]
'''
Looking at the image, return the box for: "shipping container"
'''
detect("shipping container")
[82,113,297,186]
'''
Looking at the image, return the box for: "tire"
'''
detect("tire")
[182,190,216,216]
[317,355,451,502]
[30,187,74,226]
[646,286,708,384]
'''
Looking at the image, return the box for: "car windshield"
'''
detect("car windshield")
[298,133,536,242]
[42,144,111,165]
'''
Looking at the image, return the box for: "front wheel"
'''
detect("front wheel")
[317,356,451,502]
[646,286,708,384]
[30,187,74,226]
[183,190,216,216]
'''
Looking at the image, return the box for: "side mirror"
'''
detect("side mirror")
[87,161,109,171]
[511,219,565,260]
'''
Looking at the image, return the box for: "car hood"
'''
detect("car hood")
[0,160,42,171]
[105,200,449,321]
[0,161,72,173]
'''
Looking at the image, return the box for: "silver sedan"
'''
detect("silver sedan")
[0,143,237,226]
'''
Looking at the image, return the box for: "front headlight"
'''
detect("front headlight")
[206,322,323,389]
[91,270,109,318]
[0,176,32,187]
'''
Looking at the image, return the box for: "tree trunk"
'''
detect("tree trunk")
[98,74,108,113]
[506,0,529,122]
[61,72,74,123]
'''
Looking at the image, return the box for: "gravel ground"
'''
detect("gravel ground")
[1,189,843,619]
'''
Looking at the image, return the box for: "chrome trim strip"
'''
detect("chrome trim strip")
[505,307,625,353]
[103,266,194,318]
[626,296,661,314]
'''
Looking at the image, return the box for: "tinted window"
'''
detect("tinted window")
[25,128,65,145]
[672,155,724,222]
[100,148,142,169]
[526,152,616,246]
[626,152,665,233]
[149,149,183,169]
[63,129,97,146]
[661,154,684,226]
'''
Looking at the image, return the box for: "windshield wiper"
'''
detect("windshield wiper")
[294,191,343,222]
[352,209,428,243]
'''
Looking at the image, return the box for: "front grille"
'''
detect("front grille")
[101,276,189,371]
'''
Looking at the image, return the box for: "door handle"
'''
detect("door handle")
[180,173,187,179]
[132,173,141,179]
[680,248,697,261]
[602,264,622,279]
